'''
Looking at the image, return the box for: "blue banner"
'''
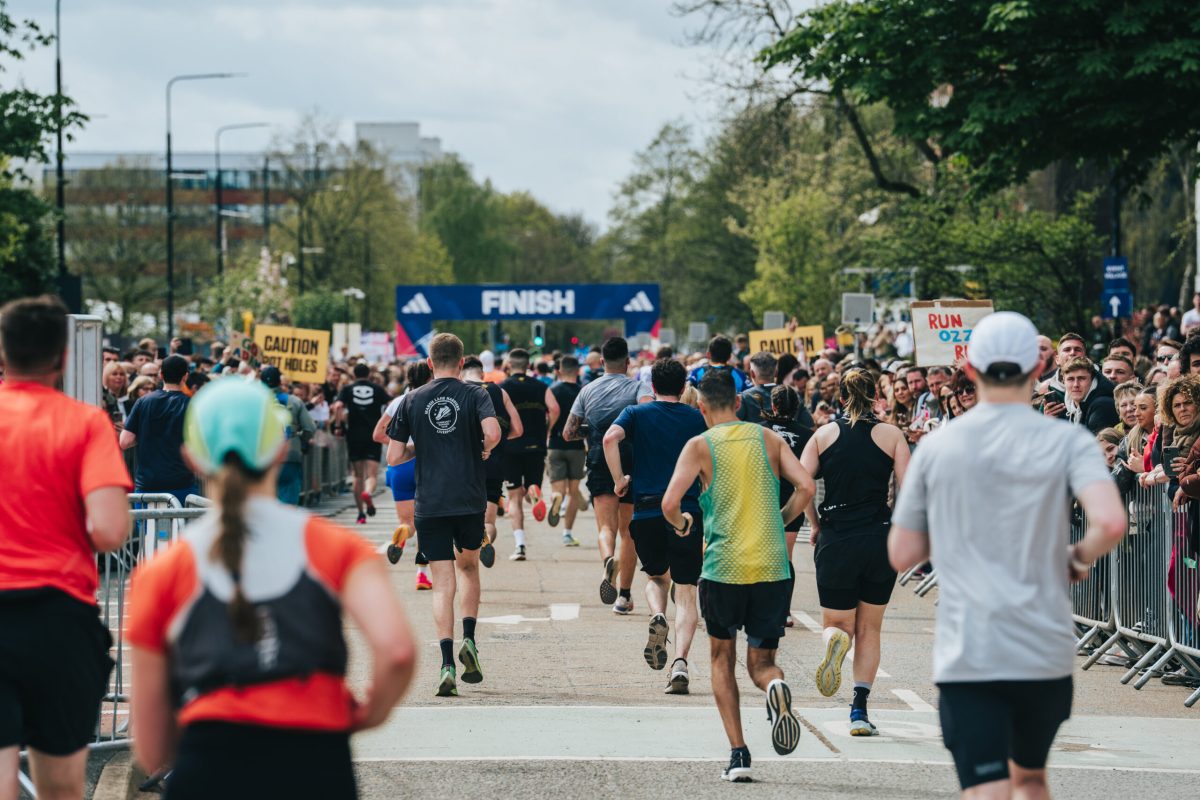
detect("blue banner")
[394,283,661,355]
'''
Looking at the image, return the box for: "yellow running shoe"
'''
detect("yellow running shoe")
[386,524,410,565]
[816,628,851,697]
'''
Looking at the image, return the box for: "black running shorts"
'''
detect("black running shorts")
[814,522,896,610]
[0,589,114,755]
[347,439,381,464]
[486,478,504,506]
[629,514,703,585]
[415,512,486,561]
[699,578,791,649]
[504,450,546,491]
[585,450,633,505]
[937,677,1073,790]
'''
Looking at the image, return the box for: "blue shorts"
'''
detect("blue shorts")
[386,461,416,502]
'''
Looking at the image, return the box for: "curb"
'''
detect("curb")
[91,752,146,800]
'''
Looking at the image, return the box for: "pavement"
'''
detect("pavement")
[98,490,1200,799]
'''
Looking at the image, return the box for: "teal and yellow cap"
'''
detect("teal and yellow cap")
[184,377,289,475]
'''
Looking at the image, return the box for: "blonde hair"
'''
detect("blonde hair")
[840,369,877,426]
[127,375,156,400]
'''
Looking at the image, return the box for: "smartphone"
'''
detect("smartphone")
[1044,389,1065,407]
[1163,446,1182,478]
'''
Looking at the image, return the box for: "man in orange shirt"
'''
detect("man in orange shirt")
[0,296,132,800]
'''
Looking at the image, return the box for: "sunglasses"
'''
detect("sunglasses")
[1157,354,1177,363]
[955,385,976,396]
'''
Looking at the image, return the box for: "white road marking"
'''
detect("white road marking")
[550,603,580,620]
[477,614,551,625]
[892,689,935,712]
[792,611,823,633]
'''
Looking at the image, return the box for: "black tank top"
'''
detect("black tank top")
[817,417,893,528]
[501,374,549,452]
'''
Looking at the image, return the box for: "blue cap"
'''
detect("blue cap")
[184,378,288,475]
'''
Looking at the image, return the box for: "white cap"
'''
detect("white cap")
[967,311,1040,379]
[480,350,495,372]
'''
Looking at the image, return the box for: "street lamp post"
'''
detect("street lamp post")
[341,287,364,324]
[54,0,65,279]
[215,122,268,279]
[166,72,244,340]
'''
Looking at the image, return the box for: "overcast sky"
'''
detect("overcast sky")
[6,0,724,227]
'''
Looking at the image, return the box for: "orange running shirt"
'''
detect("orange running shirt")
[0,381,133,605]
[127,508,377,731]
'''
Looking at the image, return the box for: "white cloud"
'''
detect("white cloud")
[6,0,720,225]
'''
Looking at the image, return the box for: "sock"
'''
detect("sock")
[439,638,454,668]
[463,617,477,643]
[417,564,429,577]
[564,528,573,537]
[619,588,631,600]
[852,684,871,710]
[514,529,526,547]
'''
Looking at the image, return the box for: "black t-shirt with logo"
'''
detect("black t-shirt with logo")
[548,381,583,451]
[500,373,549,453]
[387,377,496,518]
[337,380,389,442]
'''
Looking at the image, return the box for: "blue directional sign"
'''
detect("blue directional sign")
[1102,257,1131,319]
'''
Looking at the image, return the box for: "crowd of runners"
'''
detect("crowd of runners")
[12,291,1197,799]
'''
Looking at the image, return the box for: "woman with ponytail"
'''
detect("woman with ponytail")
[759,385,814,627]
[128,379,416,799]
[799,368,910,737]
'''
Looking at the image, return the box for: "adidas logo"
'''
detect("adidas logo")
[623,291,654,313]
[401,293,433,314]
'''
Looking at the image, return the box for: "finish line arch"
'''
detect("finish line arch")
[394,283,661,355]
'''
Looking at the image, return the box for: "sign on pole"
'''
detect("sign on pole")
[841,293,875,326]
[254,324,330,381]
[910,299,994,366]
[1101,256,1132,319]
[687,321,709,345]
[658,328,676,346]
[763,310,786,330]
[749,326,824,357]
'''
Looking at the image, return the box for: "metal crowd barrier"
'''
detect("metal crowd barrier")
[300,433,352,506]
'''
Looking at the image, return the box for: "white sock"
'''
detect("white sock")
[514,529,526,547]
[417,565,429,577]
[564,528,573,537]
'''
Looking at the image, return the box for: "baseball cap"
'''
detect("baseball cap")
[260,365,282,388]
[967,311,1040,380]
[184,379,288,475]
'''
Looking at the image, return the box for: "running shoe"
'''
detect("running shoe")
[480,539,496,569]
[785,615,795,628]
[721,747,752,782]
[849,707,878,736]
[765,679,801,755]
[816,628,851,697]
[613,596,634,615]
[386,524,410,565]
[435,665,458,697]
[362,491,376,517]
[510,545,527,561]
[562,532,579,547]
[547,492,563,527]
[356,511,367,525]
[599,557,618,604]
[416,572,432,591]
[644,613,669,670]
[458,639,483,684]
[530,485,547,522]
[665,658,690,695]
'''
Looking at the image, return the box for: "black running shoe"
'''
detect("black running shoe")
[721,747,752,782]
[766,679,801,756]
[599,557,617,605]
[643,614,669,670]
[479,540,496,569]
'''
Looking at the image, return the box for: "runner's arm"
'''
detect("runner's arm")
[1073,479,1126,567]
[778,436,815,526]
[502,389,523,439]
[86,485,131,552]
[371,412,392,445]
[563,413,584,442]
[119,429,137,450]
[891,427,911,490]
[799,431,822,538]
[662,438,704,534]
[130,646,177,774]
[343,557,417,731]
[602,424,629,496]
[482,416,502,457]
[545,387,560,441]
[386,439,414,466]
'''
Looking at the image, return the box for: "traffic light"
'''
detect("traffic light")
[570,336,579,346]
[531,319,545,348]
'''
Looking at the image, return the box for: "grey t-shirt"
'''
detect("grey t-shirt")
[891,402,1111,684]
[568,372,653,457]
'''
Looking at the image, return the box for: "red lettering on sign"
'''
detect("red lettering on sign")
[928,313,964,330]
[953,344,968,361]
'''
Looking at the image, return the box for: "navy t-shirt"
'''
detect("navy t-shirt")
[125,389,194,491]
[612,401,707,520]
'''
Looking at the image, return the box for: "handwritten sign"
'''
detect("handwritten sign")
[748,326,824,357]
[254,324,330,382]
[910,300,994,366]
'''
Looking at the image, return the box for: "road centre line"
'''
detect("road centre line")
[891,689,935,712]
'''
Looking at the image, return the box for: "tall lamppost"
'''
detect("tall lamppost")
[215,122,268,279]
[54,0,65,279]
[166,72,243,340]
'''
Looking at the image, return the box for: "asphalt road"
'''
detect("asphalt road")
[335,494,1199,799]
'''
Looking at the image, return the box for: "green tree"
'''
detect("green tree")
[417,155,510,284]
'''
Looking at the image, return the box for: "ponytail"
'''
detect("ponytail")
[840,369,877,427]
[210,453,263,643]
[762,385,800,426]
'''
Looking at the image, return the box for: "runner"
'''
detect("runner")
[800,368,909,736]
[890,311,1125,798]
[462,355,523,567]
[372,361,436,589]
[127,378,416,800]
[0,297,133,800]
[759,385,814,628]
[662,370,815,781]
[337,363,390,524]
[546,355,586,546]
[387,333,501,697]
[564,337,653,613]
[603,358,707,693]
[687,335,750,392]
[500,349,560,561]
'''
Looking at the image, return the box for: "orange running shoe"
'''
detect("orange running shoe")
[415,571,432,591]
[387,524,410,565]
[530,485,547,522]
